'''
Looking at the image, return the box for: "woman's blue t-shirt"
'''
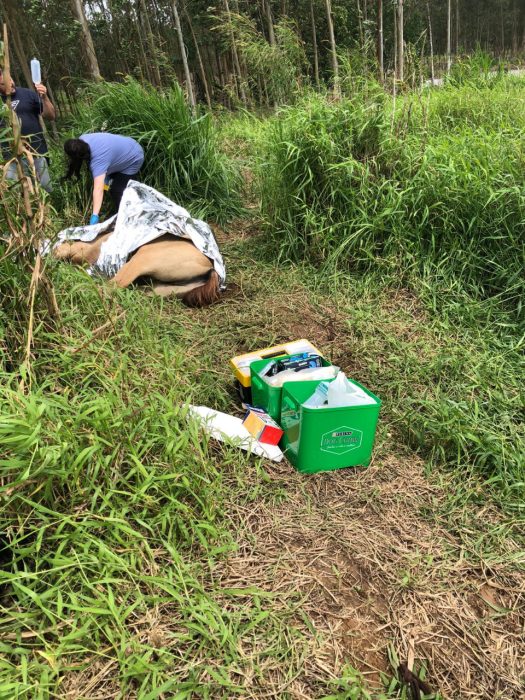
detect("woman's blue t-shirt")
[80,132,144,178]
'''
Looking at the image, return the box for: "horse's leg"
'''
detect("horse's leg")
[111,256,144,288]
[150,279,208,298]
[54,233,111,266]
[111,239,213,288]
[110,238,221,306]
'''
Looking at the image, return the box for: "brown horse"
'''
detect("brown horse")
[54,233,220,307]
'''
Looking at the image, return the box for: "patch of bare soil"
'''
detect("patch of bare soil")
[215,452,525,699]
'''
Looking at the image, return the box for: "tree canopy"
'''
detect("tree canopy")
[2,0,524,110]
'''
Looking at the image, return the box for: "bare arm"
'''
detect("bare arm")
[34,84,56,120]
[92,174,106,216]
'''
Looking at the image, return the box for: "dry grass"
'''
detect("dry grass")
[213,450,525,699]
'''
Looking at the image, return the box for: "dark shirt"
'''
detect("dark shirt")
[1,87,47,155]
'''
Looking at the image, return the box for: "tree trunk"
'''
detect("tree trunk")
[217,51,230,107]
[324,0,339,95]
[500,2,505,54]
[520,1,525,52]
[455,0,460,54]
[134,13,151,84]
[171,0,195,108]
[356,0,364,50]
[396,0,403,82]
[105,0,130,75]
[215,47,226,90]
[231,0,250,99]
[8,23,32,89]
[139,0,162,86]
[263,0,276,46]
[205,45,219,102]
[184,8,211,109]
[446,0,452,73]
[70,0,102,81]
[310,0,320,88]
[427,0,434,84]
[511,0,518,54]
[224,0,247,106]
[377,0,384,82]
[3,0,33,88]
[44,81,60,138]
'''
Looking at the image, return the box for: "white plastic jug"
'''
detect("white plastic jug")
[30,58,41,84]
[327,372,376,407]
[327,372,351,407]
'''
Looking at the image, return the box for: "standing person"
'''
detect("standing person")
[63,133,144,225]
[0,69,56,192]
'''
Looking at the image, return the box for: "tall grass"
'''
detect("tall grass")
[254,80,525,502]
[259,83,525,323]
[0,99,58,377]
[60,79,243,224]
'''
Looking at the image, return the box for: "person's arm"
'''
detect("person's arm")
[92,174,106,217]
[34,83,55,120]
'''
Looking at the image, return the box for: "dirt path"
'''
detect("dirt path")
[202,232,525,699]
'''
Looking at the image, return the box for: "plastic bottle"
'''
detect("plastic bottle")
[30,58,41,84]
[327,372,352,407]
[327,372,376,407]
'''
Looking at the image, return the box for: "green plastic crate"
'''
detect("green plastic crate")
[280,379,381,473]
[249,355,332,422]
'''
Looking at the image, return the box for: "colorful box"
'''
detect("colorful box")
[242,406,284,445]
[250,354,333,422]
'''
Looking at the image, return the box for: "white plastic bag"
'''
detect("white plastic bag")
[327,372,376,407]
[264,365,338,388]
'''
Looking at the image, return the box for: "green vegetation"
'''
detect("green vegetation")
[0,270,304,698]
[259,82,525,320]
[62,79,243,224]
[257,78,524,511]
[1,74,524,698]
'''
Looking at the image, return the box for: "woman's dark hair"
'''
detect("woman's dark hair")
[63,138,91,180]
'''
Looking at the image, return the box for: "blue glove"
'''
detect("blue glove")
[89,214,100,226]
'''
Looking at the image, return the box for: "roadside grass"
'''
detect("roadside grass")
[257,82,525,323]
[329,271,524,516]
[245,80,524,511]
[3,253,446,699]
[1,229,523,698]
[164,234,525,697]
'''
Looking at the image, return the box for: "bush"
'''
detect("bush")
[259,89,388,265]
[259,83,525,321]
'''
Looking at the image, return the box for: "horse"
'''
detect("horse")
[53,233,221,307]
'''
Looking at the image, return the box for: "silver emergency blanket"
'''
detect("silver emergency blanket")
[53,181,226,286]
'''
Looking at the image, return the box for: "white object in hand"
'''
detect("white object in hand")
[30,58,41,84]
